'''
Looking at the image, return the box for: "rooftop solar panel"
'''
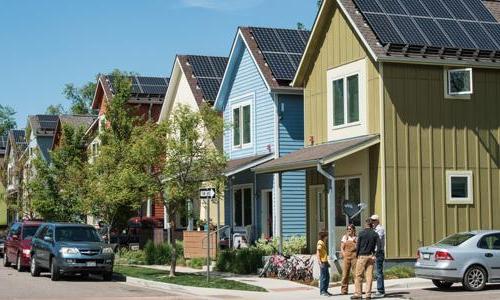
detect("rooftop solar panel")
[275,29,307,54]
[420,0,452,19]
[414,17,454,48]
[390,15,428,46]
[460,21,498,50]
[364,13,406,44]
[250,27,284,52]
[437,19,476,49]
[463,0,497,22]
[264,53,297,81]
[197,78,221,102]
[210,57,229,77]
[377,0,406,15]
[483,23,500,46]
[398,0,429,17]
[189,56,217,78]
[354,0,383,13]
[440,0,475,21]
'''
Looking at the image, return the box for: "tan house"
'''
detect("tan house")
[255,0,500,261]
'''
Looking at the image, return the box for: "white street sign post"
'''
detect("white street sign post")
[200,187,216,282]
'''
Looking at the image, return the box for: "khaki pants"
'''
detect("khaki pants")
[341,255,357,294]
[354,255,374,297]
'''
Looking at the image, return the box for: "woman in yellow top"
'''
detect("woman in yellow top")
[317,232,332,297]
[340,224,357,295]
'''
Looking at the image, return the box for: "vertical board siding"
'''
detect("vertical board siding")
[303,5,379,146]
[279,94,306,237]
[383,63,500,259]
[222,45,275,159]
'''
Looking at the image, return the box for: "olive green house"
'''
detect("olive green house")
[255,0,500,261]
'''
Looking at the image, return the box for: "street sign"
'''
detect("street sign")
[200,188,216,199]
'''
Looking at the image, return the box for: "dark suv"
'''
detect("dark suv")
[3,221,43,271]
[30,223,114,281]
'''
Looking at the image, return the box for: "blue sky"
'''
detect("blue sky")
[0,0,318,128]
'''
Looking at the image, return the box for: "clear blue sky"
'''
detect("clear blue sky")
[0,0,318,128]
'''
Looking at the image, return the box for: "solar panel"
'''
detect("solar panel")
[462,0,497,22]
[298,30,311,44]
[398,0,429,17]
[354,0,383,13]
[460,22,498,50]
[275,29,306,54]
[364,13,405,44]
[264,53,297,81]
[251,27,284,52]
[210,57,229,77]
[197,78,221,102]
[414,17,454,48]
[376,0,406,14]
[390,16,427,45]
[420,0,452,19]
[440,0,475,21]
[189,56,217,78]
[137,76,168,86]
[437,19,476,49]
[483,23,500,45]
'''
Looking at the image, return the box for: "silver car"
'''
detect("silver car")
[415,230,500,291]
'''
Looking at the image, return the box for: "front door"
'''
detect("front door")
[261,190,273,239]
[309,185,326,251]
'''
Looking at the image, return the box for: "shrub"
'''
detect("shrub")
[144,241,156,265]
[385,266,415,279]
[175,240,184,258]
[187,257,205,269]
[117,249,146,265]
[215,247,265,274]
[255,236,307,256]
[215,250,235,272]
[144,241,174,265]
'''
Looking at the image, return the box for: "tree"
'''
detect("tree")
[63,80,97,115]
[0,104,16,136]
[85,70,153,241]
[297,22,306,30]
[45,104,66,115]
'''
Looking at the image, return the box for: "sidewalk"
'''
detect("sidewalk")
[123,264,433,299]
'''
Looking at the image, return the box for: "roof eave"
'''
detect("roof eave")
[225,154,274,177]
[378,55,500,69]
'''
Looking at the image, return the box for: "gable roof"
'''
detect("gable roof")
[216,26,308,109]
[58,115,97,129]
[91,74,170,109]
[6,129,27,158]
[294,0,500,87]
[28,115,59,137]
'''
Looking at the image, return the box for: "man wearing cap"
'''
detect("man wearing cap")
[371,215,385,298]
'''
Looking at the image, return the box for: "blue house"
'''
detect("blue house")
[214,27,310,241]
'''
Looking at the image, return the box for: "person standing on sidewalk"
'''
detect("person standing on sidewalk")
[351,219,381,300]
[341,224,357,295]
[317,232,332,297]
[371,215,385,298]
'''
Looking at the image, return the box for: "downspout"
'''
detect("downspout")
[316,163,339,272]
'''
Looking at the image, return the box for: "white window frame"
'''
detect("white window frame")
[335,176,362,226]
[445,68,473,99]
[327,58,367,141]
[231,99,253,150]
[446,170,473,205]
[232,184,254,229]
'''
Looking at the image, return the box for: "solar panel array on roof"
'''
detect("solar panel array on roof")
[353,0,500,55]
[108,76,169,96]
[187,55,228,102]
[249,27,310,82]
[37,115,59,131]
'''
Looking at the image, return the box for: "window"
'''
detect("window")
[335,177,361,226]
[44,226,54,240]
[232,104,251,147]
[447,68,473,96]
[22,226,40,239]
[478,234,500,250]
[233,187,252,227]
[438,233,475,246]
[333,74,359,127]
[446,170,473,204]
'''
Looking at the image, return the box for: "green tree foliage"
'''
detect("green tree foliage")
[63,80,97,115]
[27,125,89,222]
[0,104,16,136]
[85,70,153,239]
[45,104,66,115]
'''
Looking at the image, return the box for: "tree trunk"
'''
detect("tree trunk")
[170,242,177,277]
[107,225,111,244]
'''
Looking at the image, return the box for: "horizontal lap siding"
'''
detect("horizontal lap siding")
[383,63,500,259]
[279,94,306,237]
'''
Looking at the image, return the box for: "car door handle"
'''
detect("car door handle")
[485,253,493,258]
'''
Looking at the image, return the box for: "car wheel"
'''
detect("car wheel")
[102,271,113,281]
[50,259,60,281]
[463,265,487,291]
[432,279,453,289]
[2,254,10,267]
[30,256,40,277]
[16,254,24,272]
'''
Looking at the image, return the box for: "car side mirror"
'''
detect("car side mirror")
[44,236,53,243]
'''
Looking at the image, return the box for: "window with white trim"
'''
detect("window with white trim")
[335,177,361,226]
[232,104,251,147]
[333,74,359,126]
[446,170,473,204]
[447,68,473,96]
[233,187,252,227]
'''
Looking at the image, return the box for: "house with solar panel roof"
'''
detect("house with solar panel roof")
[214,26,310,242]
[87,74,169,224]
[0,134,8,228]
[254,0,500,261]
[158,55,228,229]
[4,129,28,223]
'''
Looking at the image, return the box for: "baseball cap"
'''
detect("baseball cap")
[370,214,380,221]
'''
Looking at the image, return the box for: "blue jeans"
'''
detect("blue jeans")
[320,263,330,294]
[376,251,385,293]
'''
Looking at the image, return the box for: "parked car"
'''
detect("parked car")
[30,223,114,281]
[0,236,5,257]
[415,230,500,291]
[2,221,43,271]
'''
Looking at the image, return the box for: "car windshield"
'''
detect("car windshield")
[55,227,102,243]
[22,226,40,239]
[437,233,475,246]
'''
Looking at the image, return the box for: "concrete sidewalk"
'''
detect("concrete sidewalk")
[124,264,433,299]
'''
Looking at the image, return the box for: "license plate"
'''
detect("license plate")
[86,261,97,267]
[423,253,431,260]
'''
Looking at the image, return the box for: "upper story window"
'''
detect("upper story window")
[446,68,473,97]
[446,170,473,205]
[232,103,252,148]
[333,74,359,126]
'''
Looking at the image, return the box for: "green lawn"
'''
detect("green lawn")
[114,265,267,292]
